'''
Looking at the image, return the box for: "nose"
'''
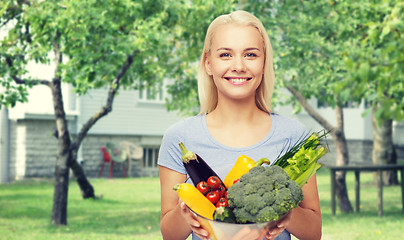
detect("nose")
[231,56,246,72]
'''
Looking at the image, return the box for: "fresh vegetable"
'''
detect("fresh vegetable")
[216,197,229,207]
[214,185,226,198]
[194,176,227,206]
[227,165,303,223]
[196,181,210,195]
[179,142,222,186]
[224,155,271,189]
[174,183,216,220]
[213,206,236,223]
[206,191,221,204]
[207,176,222,190]
[273,131,328,187]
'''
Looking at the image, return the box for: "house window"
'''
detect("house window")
[143,147,159,168]
[138,82,164,103]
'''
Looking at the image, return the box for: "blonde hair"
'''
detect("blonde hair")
[198,10,275,114]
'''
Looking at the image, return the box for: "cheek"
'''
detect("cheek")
[210,63,227,76]
[252,61,265,76]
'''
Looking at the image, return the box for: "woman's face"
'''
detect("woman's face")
[205,23,265,103]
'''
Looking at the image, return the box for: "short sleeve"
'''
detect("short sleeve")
[157,121,187,175]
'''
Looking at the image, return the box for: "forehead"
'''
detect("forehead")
[210,23,264,50]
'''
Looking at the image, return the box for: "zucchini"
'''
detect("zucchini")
[174,183,216,220]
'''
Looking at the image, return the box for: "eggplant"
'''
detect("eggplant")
[179,142,222,186]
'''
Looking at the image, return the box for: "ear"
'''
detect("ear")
[205,56,212,76]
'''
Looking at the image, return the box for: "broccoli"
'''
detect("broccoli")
[227,165,303,223]
[213,206,237,223]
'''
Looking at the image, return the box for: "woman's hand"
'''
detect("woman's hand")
[263,211,292,240]
[180,201,210,240]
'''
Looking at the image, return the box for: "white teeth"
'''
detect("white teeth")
[230,78,248,83]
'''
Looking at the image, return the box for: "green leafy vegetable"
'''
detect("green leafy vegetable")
[274,130,328,187]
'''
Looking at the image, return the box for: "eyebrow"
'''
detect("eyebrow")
[216,47,261,52]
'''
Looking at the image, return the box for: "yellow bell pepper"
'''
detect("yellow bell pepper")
[224,155,271,189]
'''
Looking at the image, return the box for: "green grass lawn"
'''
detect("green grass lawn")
[0,168,403,240]
[315,168,404,240]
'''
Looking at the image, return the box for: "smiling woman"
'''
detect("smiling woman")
[205,24,265,103]
[197,11,275,115]
[158,10,322,240]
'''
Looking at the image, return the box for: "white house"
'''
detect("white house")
[1,79,186,180]
[1,80,403,182]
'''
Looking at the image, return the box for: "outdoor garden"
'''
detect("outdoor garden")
[1,168,403,240]
[1,1,404,240]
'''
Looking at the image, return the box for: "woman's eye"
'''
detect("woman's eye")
[219,53,231,58]
[245,53,257,58]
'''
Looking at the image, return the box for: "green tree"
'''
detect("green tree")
[0,0,235,225]
[344,0,404,185]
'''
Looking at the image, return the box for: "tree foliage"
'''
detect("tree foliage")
[1,0,236,104]
[0,0,236,225]
[344,1,404,122]
[240,0,403,122]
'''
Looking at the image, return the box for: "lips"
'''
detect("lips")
[224,77,252,85]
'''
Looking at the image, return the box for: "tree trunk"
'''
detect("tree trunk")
[372,108,398,185]
[69,151,95,198]
[66,52,136,198]
[333,107,353,212]
[50,77,71,225]
[286,86,353,212]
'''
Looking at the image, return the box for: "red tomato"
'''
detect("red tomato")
[215,185,226,197]
[196,181,210,195]
[206,191,220,204]
[218,184,226,192]
[216,197,229,207]
[207,176,222,190]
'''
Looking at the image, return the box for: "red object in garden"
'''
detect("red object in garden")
[98,146,126,178]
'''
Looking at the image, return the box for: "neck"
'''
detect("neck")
[209,97,266,125]
[205,96,272,148]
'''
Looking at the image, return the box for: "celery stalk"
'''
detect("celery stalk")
[273,130,329,187]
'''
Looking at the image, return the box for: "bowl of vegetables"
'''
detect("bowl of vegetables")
[190,207,287,240]
[175,165,301,240]
[175,132,328,240]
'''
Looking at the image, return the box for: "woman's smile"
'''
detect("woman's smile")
[225,77,252,85]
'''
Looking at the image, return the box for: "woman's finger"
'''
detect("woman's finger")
[265,211,292,239]
[180,202,210,239]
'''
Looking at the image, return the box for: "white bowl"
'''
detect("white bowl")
[190,208,287,240]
